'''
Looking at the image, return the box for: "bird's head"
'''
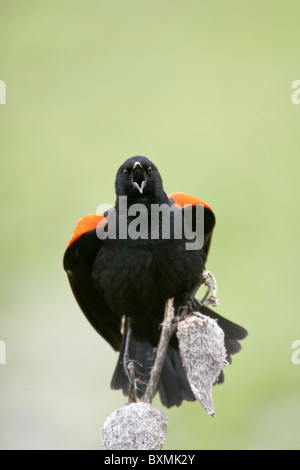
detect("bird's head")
[115,156,166,203]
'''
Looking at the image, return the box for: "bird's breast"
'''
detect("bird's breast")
[91,237,204,318]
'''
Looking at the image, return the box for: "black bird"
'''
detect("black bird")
[63,156,247,407]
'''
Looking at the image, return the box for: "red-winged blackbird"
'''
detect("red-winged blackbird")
[63,156,247,407]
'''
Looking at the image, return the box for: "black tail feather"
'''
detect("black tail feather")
[158,345,195,407]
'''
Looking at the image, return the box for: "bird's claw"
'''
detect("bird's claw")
[177,294,195,322]
[123,357,143,385]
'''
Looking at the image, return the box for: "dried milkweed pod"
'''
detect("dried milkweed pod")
[101,402,167,450]
[177,313,228,416]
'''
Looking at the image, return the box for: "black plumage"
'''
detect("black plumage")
[63,156,247,407]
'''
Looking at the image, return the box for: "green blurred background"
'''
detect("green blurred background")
[0,0,299,450]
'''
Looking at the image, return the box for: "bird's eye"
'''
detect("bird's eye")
[147,167,152,174]
[123,169,128,176]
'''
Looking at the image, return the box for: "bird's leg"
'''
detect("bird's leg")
[122,318,143,403]
[127,361,137,403]
[177,294,194,322]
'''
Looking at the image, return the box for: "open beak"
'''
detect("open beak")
[131,161,146,194]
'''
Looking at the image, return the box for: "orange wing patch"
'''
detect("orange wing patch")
[67,214,106,248]
[168,192,212,211]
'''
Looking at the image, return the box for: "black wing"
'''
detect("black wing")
[63,229,122,351]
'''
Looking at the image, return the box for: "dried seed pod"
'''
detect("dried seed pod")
[101,402,167,450]
[177,313,228,416]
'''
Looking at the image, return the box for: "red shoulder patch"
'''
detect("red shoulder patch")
[168,192,212,211]
[67,214,106,248]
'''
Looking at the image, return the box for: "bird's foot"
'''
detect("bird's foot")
[123,355,143,384]
[123,357,143,403]
[123,356,152,403]
[177,294,195,322]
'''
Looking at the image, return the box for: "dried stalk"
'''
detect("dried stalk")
[143,298,176,404]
